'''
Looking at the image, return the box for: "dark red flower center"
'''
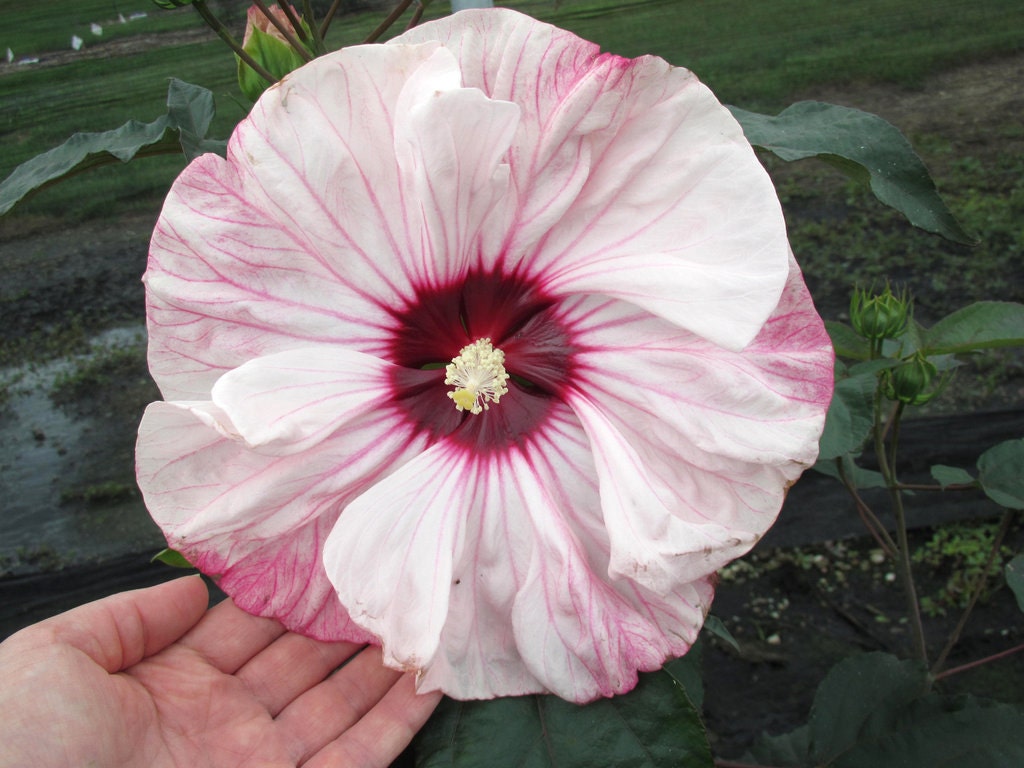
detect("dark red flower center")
[386,266,575,452]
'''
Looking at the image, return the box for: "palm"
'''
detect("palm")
[0,577,440,768]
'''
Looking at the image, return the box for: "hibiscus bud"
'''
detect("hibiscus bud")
[237,4,312,101]
[850,283,910,341]
[885,352,939,405]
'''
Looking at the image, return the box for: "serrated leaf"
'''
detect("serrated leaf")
[415,665,712,768]
[730,101,973,244]
[921,301,1024,355]
[1006,555,1024,614]
[0,79,223,215]
[977,439,1024,509]
[817,372,877,460]
[151,548,194,568]
[930,465,976,488]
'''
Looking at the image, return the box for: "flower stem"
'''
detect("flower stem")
[192,0,279,85]
[931,508,1015,675]
[364,0,416,43]
[933,641,1024,682]
[874,397,929,665]
[252,0,314,61]
[895,482,977,492]
[301,0,326,54]
[836,458,898,558]
[405,1,426,30]
[319,0,344,37]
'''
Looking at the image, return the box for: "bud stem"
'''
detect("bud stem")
[252,0,314,61]
[193,0,279,85]
[319,0,344,37]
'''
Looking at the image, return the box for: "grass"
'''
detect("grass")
[1,0,1021,222]
[0,2,200,56]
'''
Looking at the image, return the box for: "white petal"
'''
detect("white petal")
[146,41,518,400]
[210,346,399,455]
[324,402,712,702]
[136,399,427,639]
[397,9,788,349]
[557,259,833,590]
[393,47,519,285]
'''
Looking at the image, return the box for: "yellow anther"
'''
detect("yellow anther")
[445,338,509,415]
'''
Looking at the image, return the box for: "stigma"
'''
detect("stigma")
[445,338,509,415]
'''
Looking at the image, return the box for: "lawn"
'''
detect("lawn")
[1,0,1021,222]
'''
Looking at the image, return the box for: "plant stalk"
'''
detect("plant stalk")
[192,0,279,85]
[874,397,929,665]
[364,0,416,43]
[836,458,898,557]
[301,0,326,54]
[320,0,344,37]
[405,1,426,30]
[933,641,1024,682]
[252,0,314,61]
[931,508,1015,674]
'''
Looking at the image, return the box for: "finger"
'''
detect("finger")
[301,659,442,768]
[235,633,365,716]
[177,596,286,673]
[33,575,209,673]
[275,645,404,763]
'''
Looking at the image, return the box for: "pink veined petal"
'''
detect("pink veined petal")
[556,258,833,591]
[210,346,399,455]
[392,47,520,286]
[396,9,789,350]
[323,440,469,674]
[324,401,715,702]
[146,41,518,400]
[136,398,428,639]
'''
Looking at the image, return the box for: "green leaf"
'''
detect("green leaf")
[151,548,194,568]
[663,643,704,711]
[0,79,223,215]
[1006,554,1024,614]
[730,101,973,244]
[814,454,887,490]
[826,320,870,361]
[415,665,712,768]
[837,695,1024,768]
[977,439,1024,509]
[921,301,1024,355]
[702,614,740,653]
[808,652,928,764]
[817,372,877,460]
[166,78,225,161]
[746,726,810,767]
[930,465,976,488]
[747,653,1024,767]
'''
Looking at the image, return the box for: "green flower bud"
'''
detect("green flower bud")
[237,4,313,102]
[850,284,910,341]
[151,0,195,8]
[885,352,939,405]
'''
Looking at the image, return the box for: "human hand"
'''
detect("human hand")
[0,575,442,767]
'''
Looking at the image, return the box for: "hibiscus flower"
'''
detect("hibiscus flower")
[136,8,833,703]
